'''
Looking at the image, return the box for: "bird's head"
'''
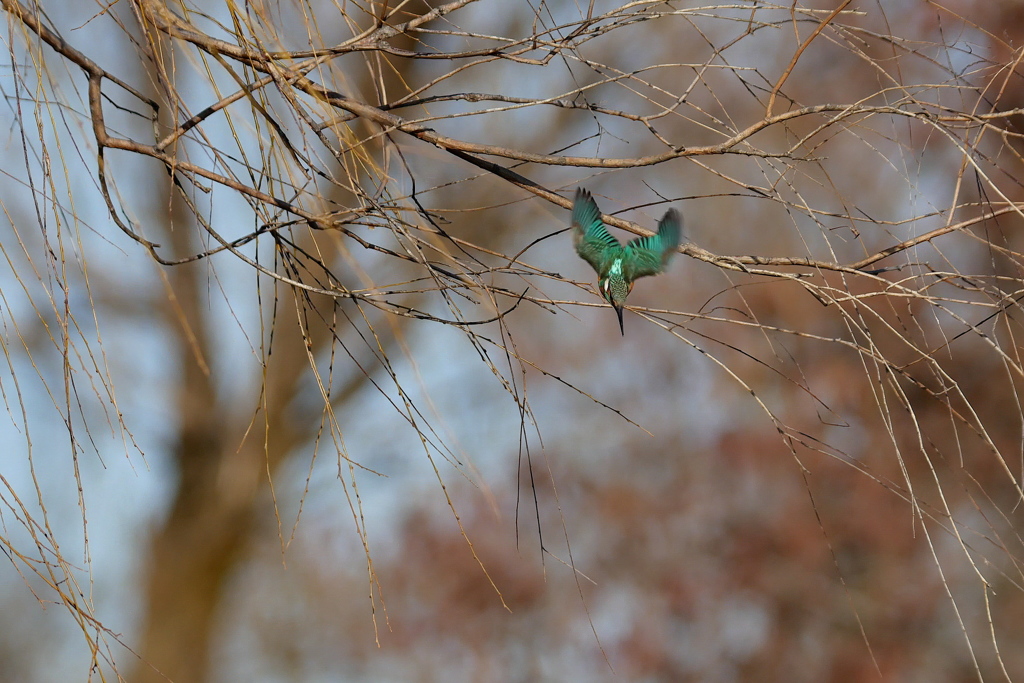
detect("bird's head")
[599,275,633,335]
[599,275,633,306]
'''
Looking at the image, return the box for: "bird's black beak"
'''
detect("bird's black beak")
[614,303,624,336]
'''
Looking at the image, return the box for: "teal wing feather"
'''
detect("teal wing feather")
[623,208,682,281]
[572,188,621,274]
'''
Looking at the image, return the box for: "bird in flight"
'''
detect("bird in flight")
[571,187,682,335]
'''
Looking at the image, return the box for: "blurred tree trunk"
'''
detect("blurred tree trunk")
[128,3,433,677]
[132,190,316,682]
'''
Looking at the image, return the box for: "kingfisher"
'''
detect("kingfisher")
[571,187,682,335]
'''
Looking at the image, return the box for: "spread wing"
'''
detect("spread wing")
[623,208,682,281]
[572,188,620,275]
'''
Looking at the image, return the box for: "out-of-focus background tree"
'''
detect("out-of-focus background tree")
[3,0,1024,681]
